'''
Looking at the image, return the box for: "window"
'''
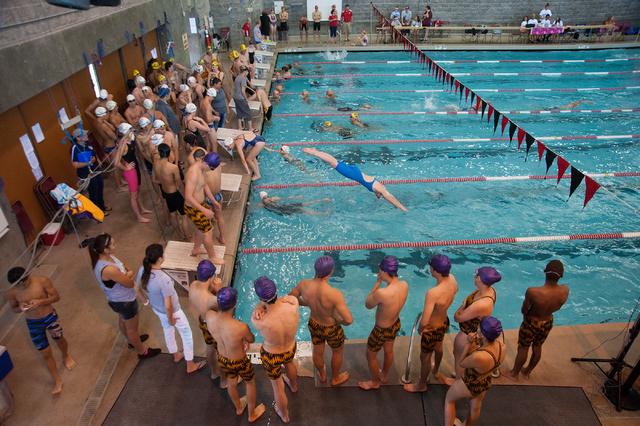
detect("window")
[88,63,101,98]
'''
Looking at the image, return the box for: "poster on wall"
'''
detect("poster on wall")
[274,1,283,12]
[182,33,189,50]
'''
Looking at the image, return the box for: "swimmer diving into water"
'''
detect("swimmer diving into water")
[303,148,408,211]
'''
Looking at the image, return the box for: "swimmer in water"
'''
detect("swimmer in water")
[319,104,381,112]
[349,113,369,131]
[303,148,408,211]
[321,89,337,102]
[301,91,310,102]
[526,101,594,111]
[263,145,321,179]
[315,121,356,138]
[252,192,332,216]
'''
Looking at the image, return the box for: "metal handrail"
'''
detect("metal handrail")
[401,312,422,384]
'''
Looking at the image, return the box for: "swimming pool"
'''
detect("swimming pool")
[234,49,640,343]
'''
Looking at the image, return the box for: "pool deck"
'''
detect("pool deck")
[1,43,640,425]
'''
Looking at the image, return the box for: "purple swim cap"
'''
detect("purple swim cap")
[217,286,237,311]
[476,266,501,286]
[314,256,334,278]
[254,276,277,303]
[204,152,220,170]
[379,255,398,275]
[197,260,216,281]
[429,254,451,274]
[479,316,502,341]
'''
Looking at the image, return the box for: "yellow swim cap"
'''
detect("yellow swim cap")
[325,121,331,127]
[212,62,219,67]
[152,62,160,70]
[233,51,239,58]
[240,44,247,51]
[162,61,166,68]
[158,75,165,81]
[351,113,358,118]
[198,59,205,64]
[133,70,140,77]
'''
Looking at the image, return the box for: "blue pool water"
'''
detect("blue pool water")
[233,49,640,342]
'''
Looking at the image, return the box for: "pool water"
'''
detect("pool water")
[234,49,640,343]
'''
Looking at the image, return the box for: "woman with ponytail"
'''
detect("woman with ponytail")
[134,244,206,374]
[90,234,160,359]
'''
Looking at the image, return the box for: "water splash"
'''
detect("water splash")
[318,48,348,61]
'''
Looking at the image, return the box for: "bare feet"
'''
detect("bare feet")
[440,376,455,386]
[331,371,349,386]
[137,217,152,223]
[190,249,207,256]
[141,209,153,214]
[211,371,220,380]
[358,380,380,390]
[283,374,297,392]
[404,383,427,393]
[522,368,531,380]
[174,351,184,363]
[52,380,63,394]
[117,187,128,193]
[216,236,226,244]
[249,403,266,422]
[64,356,76,370]
[251,174,261,181]
[274,403,290,423]
[379,369,387,383]
[303,147,317,154]
[155,198,162,206]
[317,366,327,383]
[209,256,226,266]
[236,395,247,415]
[498,367,519,382]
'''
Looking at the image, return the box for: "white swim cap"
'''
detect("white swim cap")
[153,119,166,129]
[106,101,117,111]
[99,89,108,100]
[141,86,151,92]
[160,84,169,90]
[126,94,135,102]
[143,99,154,109]
[95,107,107,117]
[195,65,204,73]
[135,76,146,84]
[223,137,234,147]
[259,191,268,199]
[138,117,151,127]
[179,84,190,92]
[280,145,290,154]
[118,123,132,134]
[206,88,217,97]
[187,76,197,84]
[185,103,197,114]
[151,134,164,146]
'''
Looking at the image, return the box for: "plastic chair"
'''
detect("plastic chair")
[462,24,476,43]
[508,29,526,44]
[11,201,43,248]
[478,25,489,43]
[490,25,502,43]
[34,176,59,219]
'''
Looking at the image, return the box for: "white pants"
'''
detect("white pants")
[154,308,194,361]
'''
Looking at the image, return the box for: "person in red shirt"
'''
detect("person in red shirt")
[341,5,353,41]
[241,18,251,45]
[329,9,339,45]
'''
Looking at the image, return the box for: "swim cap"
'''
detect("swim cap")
[99,89,108,100]
[151,134,164,146]
[277,86,283,92]
[476,267,501,286]
[187,76,197,84]
[158,88,170,98]
[195,65,203,73]
[197,260,216,281]
[179,84,190,92]
[106,101,117,111]
[314,256,335,278]
[272,90,279,96]
[326,89,333,95]
[118,123,132,134]
[143,99,154,109]
[259,191,268,199]
[153,119,166,129]
[544,260,564,279]
[133,70,140,77]
[141,86,151,92]
[379,255,399,275]
[126,94,135,102]
[152,62,160,70]
[160,84,169,89]
[223,137,234,147]
[351,113,358,118]
[280,145,290,154]
[240,44,247,51]
[276,72,281,76]
[302,90,308,96]
[254,276,277,303]
[212,62,219,67]
[185,103,197,114]
[429,254,451,274]
[95,107,107,117]
[233,50,239,59]
[138,117,151,127]
[158,75,165,82]
[324,121,331,127]
[479,316,502,341]
[206,88,217,97]
[217,286,237,311]
[365,104,370,108]
[204,152,220,170]
[136,76,146,84]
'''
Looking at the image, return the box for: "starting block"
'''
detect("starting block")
[255,63,270,79]
[221,173,244,206]
[252,79,266,87]
[162,241,226,291]
[261,41,277,51]
[254,50,274,65]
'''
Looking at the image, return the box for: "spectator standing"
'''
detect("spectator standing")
[254,21,263,46]
[241,18,251,46]
[269,8,278,40]
[341,5,353,42]
[260,10,271,40]
[71,128,107,214]
[279,6,289,43]
[210,77,229,130]
[422,5,433,42]
[312,5,323,43]
[390,6,401,21]
[329,8,339,46]
[540,3,552,18]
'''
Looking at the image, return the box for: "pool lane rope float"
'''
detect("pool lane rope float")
[253,172,640,190]
[241,232,640,254]
[279,86,640,95]
[296,58,640,65]
[286,70,639,79]
[273,109,640,117]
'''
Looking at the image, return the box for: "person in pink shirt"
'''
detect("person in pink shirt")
[329,8,339,45]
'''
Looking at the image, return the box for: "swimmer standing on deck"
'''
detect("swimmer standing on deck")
[303,148,408,211]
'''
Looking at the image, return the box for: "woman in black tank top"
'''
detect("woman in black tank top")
[182,103,217,152]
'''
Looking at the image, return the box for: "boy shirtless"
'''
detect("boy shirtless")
[404,254,458,392]
[499,260,569,381]
[205,152,225,244]
[124,95,145,126]
[6,268,75,394]
[153,143,190,241]
[251,277,299,423]
[207,287,266,422]
[289,256,353,385]
[359,255,408,390]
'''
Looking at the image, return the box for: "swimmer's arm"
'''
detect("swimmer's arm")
[459,338,482,368]
[203,184,221,211]
[5,290,22,313]
[262,147,279,152]
[333,292,353,326]
[521,289,534,316]
[235,143,251,175]
[288,284,308,306]
[101,123,118,140]
[84,99,99,121]
[251,302,268,323]
[454,298,494,323]
[365,278,383,309]
[418,293,437,334]
[241,323,255,346]
[381,191,408,212]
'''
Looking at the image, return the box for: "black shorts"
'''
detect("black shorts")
[301,22,307,31]
[162,189,186,215]
[108,300,139,321]
[280,22,288,31]
[314,22,321,31]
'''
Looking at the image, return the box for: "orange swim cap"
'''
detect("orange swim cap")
[327,89,333,95]
[276,86,283,91]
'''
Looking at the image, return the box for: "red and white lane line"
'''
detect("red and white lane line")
[288,73,431,79]
[241,232,640,254]
[450,70,640,76]
[272,109,640,117]
[278,86,640,95]
[253,172,640,190]
[296,58,640,65]
[268,134,640,147]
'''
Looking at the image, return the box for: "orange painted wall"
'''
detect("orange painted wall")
[96,50,128,104]
[65,66,99,135]
[120,40,146,82]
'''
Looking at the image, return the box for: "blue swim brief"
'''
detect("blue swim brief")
[205,191,223,206]
[103,146,117,154]
[335,161,376,192]
[26,309,63,351]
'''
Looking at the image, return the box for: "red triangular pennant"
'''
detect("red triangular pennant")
[465,87,470,103]
[583,176,601,210]
[537,141,546,162]
[455,80,460,94]
[501,116,509,136]
[475,95,481,112]
[557,156,570,186]
[487,105,494,123]
[517,127,526,150]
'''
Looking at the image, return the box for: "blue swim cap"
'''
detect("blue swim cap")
[479,316,502,341]
[379,255,398,275]
[204,152,220,170]
[197,260,216,281]
[429,254,451,274]
[217,286,237,311]
[476,266,501,286]
[254,276,277,303]
[158,88,170,98]
[314,256,334,278]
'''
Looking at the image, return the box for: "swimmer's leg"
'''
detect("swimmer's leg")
[300,198,332,206]
[302,148,339,168]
